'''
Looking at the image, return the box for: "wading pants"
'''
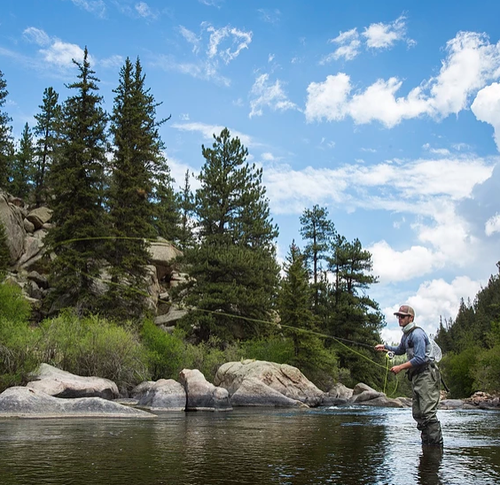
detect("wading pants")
[411,364,443,446]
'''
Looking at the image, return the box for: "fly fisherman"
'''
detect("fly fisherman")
[375,305,443,447]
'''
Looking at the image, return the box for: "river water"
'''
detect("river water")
[1,406,499,485]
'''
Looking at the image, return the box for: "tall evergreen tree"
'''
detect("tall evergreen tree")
[10,123,34,200]
[107,57,172,319]
[180,128,280,342]
[0,70,14,190]
[33,87,62,207]
[279,241,317,356]
[177,169,195,251]
[46,47,109,315]
[300,205,336,310]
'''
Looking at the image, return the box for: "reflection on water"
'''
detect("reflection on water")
[0,407,499,484]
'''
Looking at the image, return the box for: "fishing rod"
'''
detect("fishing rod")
[44,236,401,393]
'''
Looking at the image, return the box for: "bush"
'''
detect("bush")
[440,347,479,398]
[140,319,189,380]
[37,311,150,391]
[0,283,38,390]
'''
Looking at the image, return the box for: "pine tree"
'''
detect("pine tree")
[177,169,195,251]
[181,128,280,342]
[33,87,62,207]
[46,47,109,315]
[300,205,336,310]
[0,70,14,190]
[326,235,383,386]
[107,57,172,319]
[10,123,34,200]
[279,241,316,355]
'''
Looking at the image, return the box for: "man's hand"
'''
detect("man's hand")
[374,344,385,352]
[390,365,403,374]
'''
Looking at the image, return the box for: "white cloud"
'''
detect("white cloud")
[40,40,86,68]
[322,28,361,63]
[206,24,252,64]
[249,73,299,118]
[171,122,255,147]
[70,0,106,17]
[305,74,351,122]
[22,27,88,69]
[485,213,500,235]
[135,2,158,19]
[381,276,483,342]
[363,15,409,49]
[370,241,439,283]
[306,31,500,127]
[471,82,500,150]
[157,23,251,85]
[23,27,51,46]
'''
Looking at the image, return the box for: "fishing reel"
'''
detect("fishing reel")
[386,351,395,360]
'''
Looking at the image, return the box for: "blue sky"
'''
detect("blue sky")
[1,0,500,343]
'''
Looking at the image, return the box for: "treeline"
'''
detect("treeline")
[0,47,386,391]
[436,262,500,397]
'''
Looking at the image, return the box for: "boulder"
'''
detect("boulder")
[0,190,27,264]
[214,360,324,407]
[230,377,307,407]
[179,369,232,411]
[27,363,120,400]
[132,379,186,411]
[148,239,183,281]
[321,382,353,405]
[26,207,53,229]
[0,387,155,418]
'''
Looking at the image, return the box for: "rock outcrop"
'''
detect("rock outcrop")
[0,188,184,322]
[27,363,120,400]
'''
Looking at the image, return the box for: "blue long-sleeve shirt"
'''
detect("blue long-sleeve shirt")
[386,327,430,367]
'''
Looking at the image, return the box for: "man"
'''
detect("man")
[375,305,443,446]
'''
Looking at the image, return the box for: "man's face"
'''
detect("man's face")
[397,314,412,327]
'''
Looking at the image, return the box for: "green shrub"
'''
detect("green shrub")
[440,347,479,398]
[0,283,38,390]
[140,319,189,380]
[37,310,150,391]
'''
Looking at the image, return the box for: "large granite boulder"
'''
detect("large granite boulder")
[230,377,308,407]
[27,363,120,400]
[0,190,26,264]
[132,379,186,411]
[214,360,325,407]
[179,369,232,411]
[0,387,155,418]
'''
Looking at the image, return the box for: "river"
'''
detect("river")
[1,406,499,484]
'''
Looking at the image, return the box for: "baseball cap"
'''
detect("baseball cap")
[394,305,415,317]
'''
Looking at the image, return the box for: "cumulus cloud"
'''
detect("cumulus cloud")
[249,73,299,118]
[381,276,483,342]
[363,15,409,49]
[321,16,413,64]
[471,82,500,150]
[307,31,500,127]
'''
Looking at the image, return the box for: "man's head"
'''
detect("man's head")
[394,304,415,326]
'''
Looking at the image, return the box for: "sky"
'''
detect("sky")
[1,0,500,344]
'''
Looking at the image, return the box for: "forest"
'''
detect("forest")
[0,48,499,398]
